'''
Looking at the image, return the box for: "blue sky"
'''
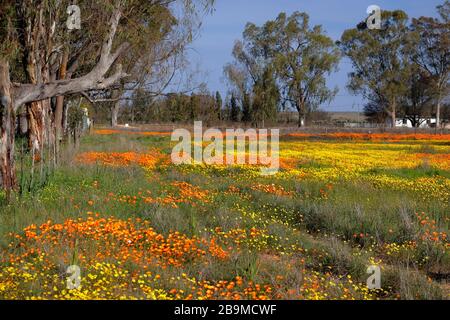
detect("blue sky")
[188,0,444,111]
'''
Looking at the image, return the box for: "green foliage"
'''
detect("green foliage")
[225,11,339,126]
[410,1,449,125]
[0,1,19,59]
[339,10,414,124]
[230,94,240,122]
[251,66,279,125]
[270,12,340,124]
[121,90,221,124]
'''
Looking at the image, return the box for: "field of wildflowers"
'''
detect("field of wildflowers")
[0,130,448,300]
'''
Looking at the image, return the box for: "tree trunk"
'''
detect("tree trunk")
[0,7,127,195]
[390,99,397,128]
[297,100,306,127]
[111,103,119,127]
[62,101,70,136]
[19,110,28,135]
[436,100,441,129]
[27,101,46,159]
[23,44,53,159]
[298,115,306,127]
[110,89,122,127]
[391,112,396,128]
[0,59,17,197]
[55,51,69,151]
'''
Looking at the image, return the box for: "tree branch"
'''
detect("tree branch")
[12,7,130,111]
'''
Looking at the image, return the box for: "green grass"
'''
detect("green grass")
[366,167,450,179]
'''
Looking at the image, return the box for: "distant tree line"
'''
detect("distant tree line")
[220,4,449,128]
[339,3,449,128]
[223,11,340,128]
[112,3,449,129]
[120,89,220,125]
[223,4,449,128]
[105,90,257,126]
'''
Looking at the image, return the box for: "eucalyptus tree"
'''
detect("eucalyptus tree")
[223,42,254,117]
[339,10,413,127]
[0,0,214,196]
[271,12,340,127]
[400,71,435,127]
[410,1,449,128]
[224,19,280,126]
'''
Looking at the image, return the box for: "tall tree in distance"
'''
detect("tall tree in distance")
[223,42,254,120]
[339,10,413,127]
[271,12,340,127]
[364,96,389,124]
[400,70,435,128]
[224,19,279,124]
[410,1,449,128]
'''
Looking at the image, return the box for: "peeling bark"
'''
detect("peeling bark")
[12,9,129,110]
[110,89,122,127]
[62,101,70,136]
[54,51,69,160]
[0,7,128,193]
[27,102,43,152]
[111,103,119,127]
[55,51,69,143]
[26,100,51,158]
[0,59,17,198]
[18,111,28,135]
